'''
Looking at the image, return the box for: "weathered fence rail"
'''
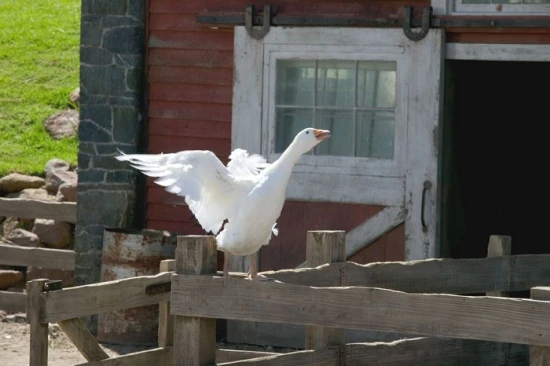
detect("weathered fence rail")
[0,198,77,313]
[167,233,550,366]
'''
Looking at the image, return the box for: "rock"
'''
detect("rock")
[2,217,20,238]
[0,270,24,290]
[44,159,77,194]
[7,229,40,247]
[1,312,26,323]
[6,188,56,202]
[32,219,72,249]
[56,182,77,202]
[27,267,73,288]
[69,87,80,108]
[43,109,79,140]
[0,173,44,193]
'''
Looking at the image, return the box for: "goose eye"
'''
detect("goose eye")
[306,131,309,134]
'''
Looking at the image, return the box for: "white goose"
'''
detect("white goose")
[115,128,330,280]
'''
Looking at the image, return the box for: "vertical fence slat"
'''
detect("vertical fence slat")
[158,259,174,348]
[486,235,513,364]
[27,279,49,366]
[305,231,346,354]
[173,236,217,366]
[530,287,550,365]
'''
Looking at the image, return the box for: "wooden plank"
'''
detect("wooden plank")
[0,290,26,312]
[43,272,172,323]
[173,236,217,366]
[148,66,232,86]
[345,254,550,294]
[148,31,234,50]
[530,287,550,366]
[446,43,550,62]
[344,206,405,259]
[216,349,278,363]
[57,318,109,361]
[486,235,512,297]
[345,337,506,365]
[0,243,75,270]
[76,347,172,366]
[295,206,405,268]
[27,280,48,366]
[171,275,550,347]
[148,48,233,68]
[0,198,76,223]
[305,231,345,350]
[149,83,232,104]
[158,260,174,348]
[259,263,341,287]
[218,347,340,366]
[149,101,231,122]
[404,29,445,260]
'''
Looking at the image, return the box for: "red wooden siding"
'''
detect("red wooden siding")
[145,0,418,269]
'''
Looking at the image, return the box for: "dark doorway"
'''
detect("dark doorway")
[442,60,549,259]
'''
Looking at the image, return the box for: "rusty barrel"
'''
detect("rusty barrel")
[97,228,177,345]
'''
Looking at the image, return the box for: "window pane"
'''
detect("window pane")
[315,110,354,156]
[356,111,395,159]
[357,61,396,109]
[275,108,313,153]
[316,61,355,107]
[276,60,315,106]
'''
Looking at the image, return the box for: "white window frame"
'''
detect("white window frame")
[433,0,550,15]
[263,47,406,178]
[232,27,409,206]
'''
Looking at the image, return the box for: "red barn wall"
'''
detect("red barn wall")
[145,0,430,270]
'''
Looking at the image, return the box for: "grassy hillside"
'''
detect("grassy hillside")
[0,0,80,176]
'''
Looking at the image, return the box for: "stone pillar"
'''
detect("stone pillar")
[76,0,146,333]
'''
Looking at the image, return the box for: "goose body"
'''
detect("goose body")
[115,127,330,279]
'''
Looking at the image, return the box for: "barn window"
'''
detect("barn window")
[232,27,410,204]
[275,59,396,159]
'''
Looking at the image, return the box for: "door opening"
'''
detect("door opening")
[442,60,550,259]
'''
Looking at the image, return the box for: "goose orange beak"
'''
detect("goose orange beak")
[313,129,331,141]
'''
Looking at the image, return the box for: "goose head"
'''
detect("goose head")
[290,128,331,155]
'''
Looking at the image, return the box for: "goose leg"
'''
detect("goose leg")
[223,252,230,278]
[247,253,268,281]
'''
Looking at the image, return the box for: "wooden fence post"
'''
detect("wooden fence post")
[27,279,49,366]
[173,236,217,366]
[530,287,550,366]
[486,235,512,297]
[158,259,175,348]
[305,231,346,354]
[485,235,513,365]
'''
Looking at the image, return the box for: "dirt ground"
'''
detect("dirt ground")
[0,312,157,366]
[0,311,294,366]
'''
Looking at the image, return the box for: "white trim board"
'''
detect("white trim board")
[446,43,550,62]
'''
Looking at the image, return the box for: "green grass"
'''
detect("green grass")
[0,0,80,176]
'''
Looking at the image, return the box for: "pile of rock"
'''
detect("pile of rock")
[0,158,77,292]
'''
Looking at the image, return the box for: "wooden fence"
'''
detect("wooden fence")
[25,231,550,365]
[167,232,550,366]
[0,197,76,312]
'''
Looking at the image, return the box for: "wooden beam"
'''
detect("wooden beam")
[27,279,49,366]
[172,235,217,366]
[158,260,174,348]
[171,275,550,347]
[259,262,341,286]
[0,243,75,270]
[43,272,172,323]
[305,231,345,351]
[295,206,405,268]
[486,235,512,297]
[0,197,76,223]
[76,347,172,366]
[530,287,550,366]
[344,254,550,294]
[344,206,405,258]
[218,347,340,366]
[218,337,510,366]
[57,318,109,362]
[216,349,278,363]
[0,290,26,313]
